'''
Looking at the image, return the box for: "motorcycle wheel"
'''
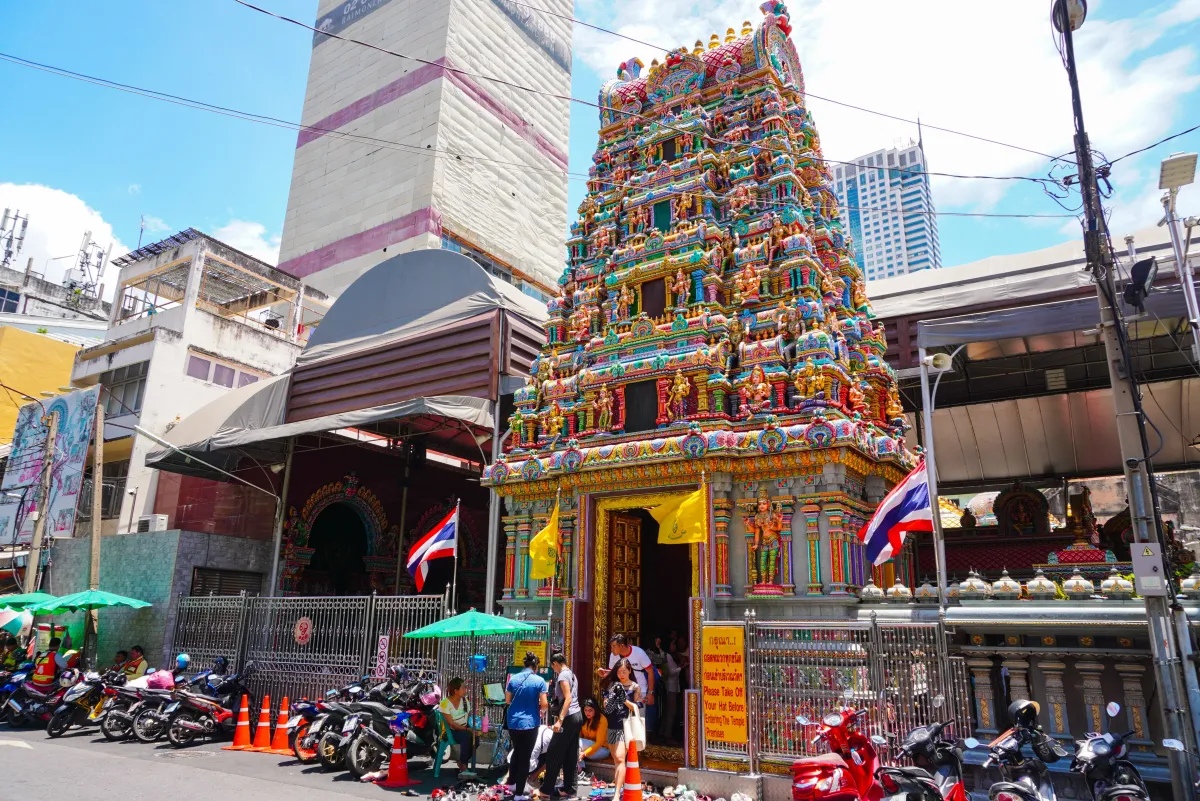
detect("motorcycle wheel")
[100,707,132,741]
[8,707,31,728]
[289,721,316,763]
[132,707,167,743]
[0,691,10,723]
[46,707,73,738]
[316,731,344,771]
[167,711,199,748]
[346,734,383,779]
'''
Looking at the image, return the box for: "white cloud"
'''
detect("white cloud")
[573,0,1200,232]
[0,183,129,297]
[140,215,170,234]
[127,184,140,195]
[211,220,282,265]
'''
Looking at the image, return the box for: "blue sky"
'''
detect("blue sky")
[3,0,1200,289]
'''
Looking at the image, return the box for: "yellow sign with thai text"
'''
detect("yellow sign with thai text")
[701,626,747,744]
[513,639,547,667]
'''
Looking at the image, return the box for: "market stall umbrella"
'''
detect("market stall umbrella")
[404,609,536,776]
[0,592,57,611]
[25,589,151,615]
[0,610,32,638]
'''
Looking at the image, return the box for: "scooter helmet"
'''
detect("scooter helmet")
[1008,699,1041,728]
[212,656,228,675]
[176,653,191,671]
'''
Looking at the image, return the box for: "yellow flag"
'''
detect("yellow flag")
[529,501,560,580]
[651,487,708,544]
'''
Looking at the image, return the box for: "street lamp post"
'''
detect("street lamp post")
[1160,152,1200,362]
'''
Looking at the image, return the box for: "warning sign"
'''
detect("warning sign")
[1132,542,1168,597]
[701,626,748,744]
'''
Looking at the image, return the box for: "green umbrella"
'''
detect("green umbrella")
[404,609,536,777]
[402,608,536,639]
[26,589,150,616]
[0,592,57,611]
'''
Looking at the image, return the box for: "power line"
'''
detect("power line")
[503,0,1070,165]
[0,51,1077,220]
[1110,123,1200,166]
[234,0,1062,186]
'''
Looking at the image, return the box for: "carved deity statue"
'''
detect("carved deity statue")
[734,262,760,304]
[668,369,691,421]
[727,314,745,349]
[578,196,597,232]
[593,225,610,255]
[569,307,591,343]
[768,215,788,265]
[885,384,904,422]
[617,284,634,321]
[593,384,614,432]
[672,268,690,308]
[846,381,867,418]
[773,300,800,341]
[851,279,868,310]
[747,492,785,587]
[729,184,753,215]
[540,401,565,442]
[744,365,772,414]
[793,357,821,402]
[674,192,694,224]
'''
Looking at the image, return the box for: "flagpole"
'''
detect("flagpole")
[547,486,561,645]
[450,499,461,614]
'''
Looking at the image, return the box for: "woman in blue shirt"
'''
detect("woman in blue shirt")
[505,652,549,799]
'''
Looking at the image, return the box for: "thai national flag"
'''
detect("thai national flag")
[857,461,934,566]
[406,503,458,592]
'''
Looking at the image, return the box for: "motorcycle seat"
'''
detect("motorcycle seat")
[358,701,396,715]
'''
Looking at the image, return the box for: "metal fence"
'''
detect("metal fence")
[169,593,445,705]
[704,616,973,772]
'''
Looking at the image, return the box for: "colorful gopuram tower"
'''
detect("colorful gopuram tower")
[483,3,916,663]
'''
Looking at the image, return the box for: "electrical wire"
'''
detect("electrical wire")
[503,0,1072,165]
[234,0,1063,186]
[1110,123,1200,166]
[0,51,1078,221]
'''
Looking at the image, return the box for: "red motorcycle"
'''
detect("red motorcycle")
[792,701,886,801]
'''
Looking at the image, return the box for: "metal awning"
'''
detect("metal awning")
[147,372,494,480]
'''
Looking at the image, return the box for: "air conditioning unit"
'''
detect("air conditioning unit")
[137,514,169,533]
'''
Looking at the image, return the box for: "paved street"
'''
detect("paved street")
[0,724,472,800]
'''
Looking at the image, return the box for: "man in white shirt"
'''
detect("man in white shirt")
[598,633,655,706]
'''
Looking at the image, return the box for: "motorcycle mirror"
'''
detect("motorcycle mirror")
[1164,738,1186,751]
[964,737,980,749]
[796,714,812,726]
[1106,701,1121,717]
[870,734,887,746]
[932,694,945,709]
[843,689,854,702]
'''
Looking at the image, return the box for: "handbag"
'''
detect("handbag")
[623,705,647,750]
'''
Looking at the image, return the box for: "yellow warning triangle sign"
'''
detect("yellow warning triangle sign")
[1143,546,1155,557]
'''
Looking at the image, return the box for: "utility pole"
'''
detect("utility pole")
[23,412,59,594]
[1054,2,1197,797]
[87,404,104,666]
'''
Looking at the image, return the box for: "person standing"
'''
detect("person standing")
[540,652,582,798]
[596,634,654,711]
[505,652,549,801]
[601,658,642,800]
[658,644,682,743]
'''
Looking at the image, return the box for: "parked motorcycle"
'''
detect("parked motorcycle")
[0,662,34,721]
[6,669,80,728]
[792,693,885,801]
[1069,702,1148,801]
[165,663,256,747]
[983,700,1069,801]
[344,667,441,778]
[125,670,216,742]
[289,682,367,764]
[318,670,407,772]
[46,669,126,738]
[876,718,977,801]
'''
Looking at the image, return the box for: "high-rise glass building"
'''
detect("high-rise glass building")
[831,141,942,281]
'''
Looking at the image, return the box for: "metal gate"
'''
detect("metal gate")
[169,593,445,704]
[703,616,973,772]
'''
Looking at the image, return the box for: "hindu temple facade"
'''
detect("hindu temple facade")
[482,4,915,677]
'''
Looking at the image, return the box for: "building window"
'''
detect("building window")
[212,363,235,388]
[238,373,260,388]
[191,567,263,597]
[186,355,211,381]
[661,137,677,162]
[653,200,671,231]
[623,379,659,434]
[0,287,19,313]
[80,460,130,521]
[185,351,265,388]
[99,362,148,416]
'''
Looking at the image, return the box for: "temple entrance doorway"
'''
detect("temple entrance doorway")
[305,502,368,595]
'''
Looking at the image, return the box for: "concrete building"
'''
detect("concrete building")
[69,228,329,536]
[0,261,111,344]
[832,140,942,280]
[275,0,571,302]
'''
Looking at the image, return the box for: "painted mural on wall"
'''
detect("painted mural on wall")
[0,387,100,545]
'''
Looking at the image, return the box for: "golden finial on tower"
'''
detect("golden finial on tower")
[741,20,753,36]
[693,39,704,56]
[708,33,720,49]
[725,27,737,43]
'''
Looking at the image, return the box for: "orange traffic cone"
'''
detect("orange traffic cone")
[622,741,643,801]
[375,732,419,788]
[221,695,253,751]
[249,694,273,752]
[269,697,293,756]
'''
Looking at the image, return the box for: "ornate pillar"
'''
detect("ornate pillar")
[1002,658,1030,706]
[801,502,822,595]
[968,658,999,735]
[711,474,733,598]
[1115,661,1152,754]
[515,513,532,598]
[1039,661,1072,741]
[1077,661,1107,734]
[502,513,519,600]
[825,501,848,595]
